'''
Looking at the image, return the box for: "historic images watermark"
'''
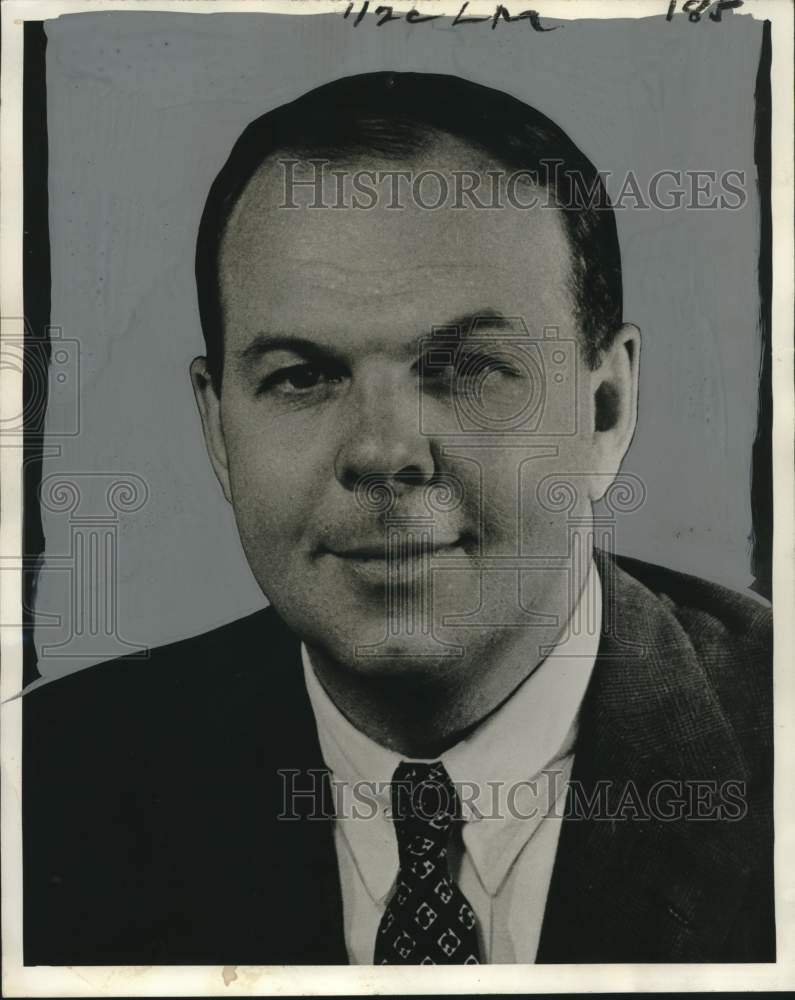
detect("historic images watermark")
[279,159,748,212]
[277,769,749,823]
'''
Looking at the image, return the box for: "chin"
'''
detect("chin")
[314,618,467,682]
[265,568,480,675]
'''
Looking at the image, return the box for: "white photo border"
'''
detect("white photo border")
[1,0,793,994]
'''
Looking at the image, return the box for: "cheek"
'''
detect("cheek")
[459,445,593,548]
[222,417,319,554]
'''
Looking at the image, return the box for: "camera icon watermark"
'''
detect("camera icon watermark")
[0,318,80,442]
[418,318,578,437]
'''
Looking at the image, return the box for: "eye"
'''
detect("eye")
[257,362,343,398]
[418,349,521,388]
[460,354,520,377]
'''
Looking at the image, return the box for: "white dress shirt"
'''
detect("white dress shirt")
[302,560,602,964]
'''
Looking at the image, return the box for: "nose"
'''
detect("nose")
[334,365,435,495]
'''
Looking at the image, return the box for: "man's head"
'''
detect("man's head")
[190,72,640,688]
[196,72,624,389]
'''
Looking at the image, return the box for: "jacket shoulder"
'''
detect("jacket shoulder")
[24,605,280,713]
[22,604,294,820]
[611,552,771,650]
[609,552,772,757]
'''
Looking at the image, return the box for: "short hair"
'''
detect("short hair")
[196,71,622,389]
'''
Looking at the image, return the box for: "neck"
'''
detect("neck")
[307,634,539,758]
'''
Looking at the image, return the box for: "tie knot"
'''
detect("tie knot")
[389,761,460,865]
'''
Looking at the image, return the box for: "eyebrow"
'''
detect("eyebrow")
[435,309,520,337]
[234,335,331,370]
[233,309,518,374]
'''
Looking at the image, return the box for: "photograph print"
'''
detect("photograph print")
[2,0,789,986]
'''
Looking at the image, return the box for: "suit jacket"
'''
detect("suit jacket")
[22,551,774,965]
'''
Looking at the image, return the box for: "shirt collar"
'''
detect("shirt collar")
[303,559,602,902]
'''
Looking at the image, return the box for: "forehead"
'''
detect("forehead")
[218,140,576,347]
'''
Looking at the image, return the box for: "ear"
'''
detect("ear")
[587,323,641,502]
[190,356,232,503]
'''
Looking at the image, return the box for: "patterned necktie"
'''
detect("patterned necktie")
[374,761,482,965]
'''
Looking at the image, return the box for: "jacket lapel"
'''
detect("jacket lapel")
[254,613,348,963]
[536,552,754,962]
[153,608,349,964]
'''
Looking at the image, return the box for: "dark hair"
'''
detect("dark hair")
[196,71,622,389]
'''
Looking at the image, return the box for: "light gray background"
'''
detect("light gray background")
[35,9,766,676]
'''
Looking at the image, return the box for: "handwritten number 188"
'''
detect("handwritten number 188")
[666,0,743,21]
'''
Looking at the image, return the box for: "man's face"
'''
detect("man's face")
[193,143,637,678]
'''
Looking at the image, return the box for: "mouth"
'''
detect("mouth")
[322,538,465,584]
